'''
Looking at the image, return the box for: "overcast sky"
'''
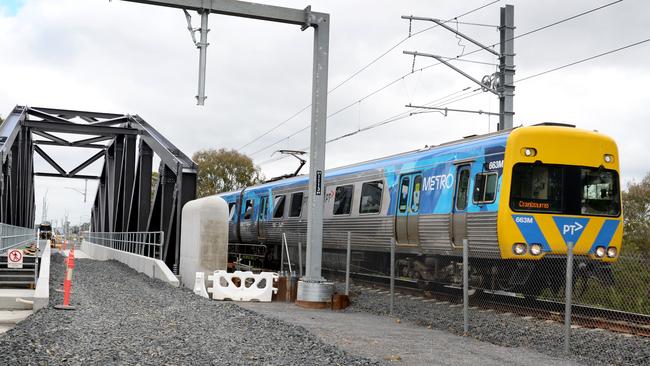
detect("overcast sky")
[0,0,648,227]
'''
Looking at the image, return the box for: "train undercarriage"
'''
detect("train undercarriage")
[227,243,616,299]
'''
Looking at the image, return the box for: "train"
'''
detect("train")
[218,123,622,296]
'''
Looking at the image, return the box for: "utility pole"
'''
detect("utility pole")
[403,4,515,130]
[499,5,515,130]
[116,0,333,306]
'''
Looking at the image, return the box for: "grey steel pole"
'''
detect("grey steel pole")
[390,237,395,316]
[463,238,469,335]
[564,241,574,354]
[280,232,285,273]
[498,4,515,130]
[196,10,209,105]
[303,15,330,284]
[345,231,351,296]
[298,241,303,277]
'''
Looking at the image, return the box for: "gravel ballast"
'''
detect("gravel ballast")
[342,283,650,366]
[0,255,378,365]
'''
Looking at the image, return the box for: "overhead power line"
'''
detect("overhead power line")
[256,87,483,166]
[237,0,501,152]
[258,35,650,166]
[250,1,624,158]
[516,37,650,83]
[450,0,624,60]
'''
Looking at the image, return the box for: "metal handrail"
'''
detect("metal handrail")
[0,223,36,252]
[83,231,164,260]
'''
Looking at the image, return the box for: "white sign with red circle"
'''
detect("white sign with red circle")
[7,249,23,269]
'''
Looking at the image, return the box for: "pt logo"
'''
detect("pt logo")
[563,222,584,236]
[553,216,590,245]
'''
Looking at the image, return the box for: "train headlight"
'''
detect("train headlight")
[607,247,617,258]
[522,147,537,157]
[604,154,614,163]
[513,243,527,255]
[530,244,542,256]
[595,246,606,258]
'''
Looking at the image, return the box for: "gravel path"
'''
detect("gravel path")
[0,255,378,365]
[342,283,650,366]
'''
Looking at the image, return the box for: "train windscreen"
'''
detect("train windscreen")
[510,163,620,217]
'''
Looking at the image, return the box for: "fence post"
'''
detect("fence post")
[345,231,351,296]
[463,238,469,335]
[282,232,292,273]
[390,237,395,316]
[564,241,574,354]
[298,241,303,277]
[280,232,285,272]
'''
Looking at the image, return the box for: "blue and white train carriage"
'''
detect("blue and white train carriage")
[218,124,622,294]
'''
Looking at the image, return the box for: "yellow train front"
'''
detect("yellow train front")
[495,124,622,293]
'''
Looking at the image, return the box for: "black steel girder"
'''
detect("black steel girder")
[0,105,197,274]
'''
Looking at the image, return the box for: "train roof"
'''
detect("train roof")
[232,127,514,194]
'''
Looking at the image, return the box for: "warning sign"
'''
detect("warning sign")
[7,249,23,269]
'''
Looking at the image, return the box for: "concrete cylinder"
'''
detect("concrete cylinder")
[179,196,229,289]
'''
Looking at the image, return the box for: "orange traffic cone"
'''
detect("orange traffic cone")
[55,248,76,310]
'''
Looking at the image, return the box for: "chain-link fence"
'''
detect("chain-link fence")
[256,229,650,361]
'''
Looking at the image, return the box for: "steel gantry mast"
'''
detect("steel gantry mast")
[116,0,333,305]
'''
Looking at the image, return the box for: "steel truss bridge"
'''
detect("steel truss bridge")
[0,106,197,273]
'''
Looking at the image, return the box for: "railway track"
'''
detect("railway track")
[326,269,650,338]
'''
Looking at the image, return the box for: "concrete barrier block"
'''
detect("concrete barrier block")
[179,196,229,289]
[33,240,51,312]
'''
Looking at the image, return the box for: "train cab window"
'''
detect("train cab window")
[289,192,303,218]
[456,168,470,211]
[398,176,410,213]
[580,168,620,216]
[510,164,563,213]
[273,195,286,219]
[359,181,383,214]
[333,185,353,215]
[243,199,254,220]
[228,202,236,221]
[473,172,498,204]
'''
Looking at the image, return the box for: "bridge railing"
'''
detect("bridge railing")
[83,231,164,260]
[0,223,36,252]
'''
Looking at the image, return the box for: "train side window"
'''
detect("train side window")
[228,202,236,221]
[273,195,286,218]
[289,192,303,217]
[243,199,254,220]
[258,196,268,220]
[456,168,470,211]
[411,175,422,213]
[359,181,383,214]
[473,172,498,204]
[398,176,410,213]
[333,185,353,215]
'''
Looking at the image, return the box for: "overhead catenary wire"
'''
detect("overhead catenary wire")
[515,37,650,83]
[250,1,623,158]
[256,87,483,166]
[236,0,501,152]
[259,34,650,167]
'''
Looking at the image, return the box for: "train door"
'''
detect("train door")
[395,173,422,246]
[451,165,471,247]
[257,195,268,241]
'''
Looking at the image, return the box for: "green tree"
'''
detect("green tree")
[622,172,650,253]
[192,148,263,198]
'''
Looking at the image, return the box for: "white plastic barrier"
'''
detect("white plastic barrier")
[194,272,209,299]
[207,270,278,302]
